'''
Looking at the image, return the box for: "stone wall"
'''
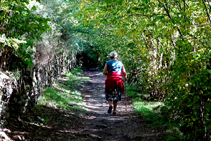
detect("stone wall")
[0,46,76,126]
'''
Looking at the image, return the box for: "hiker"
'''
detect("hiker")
[103,51,127,115]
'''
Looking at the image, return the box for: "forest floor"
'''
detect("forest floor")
[1,70,166,141]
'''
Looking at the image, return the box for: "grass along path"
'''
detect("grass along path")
[2,68,89,140]
[76,70,166,140]
[38,70,88,113]
[1,69,171,140]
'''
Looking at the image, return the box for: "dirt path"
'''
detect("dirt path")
[1,70,164,141]
[78,70,164,141]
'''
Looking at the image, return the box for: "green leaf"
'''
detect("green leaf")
[32,6,37,11]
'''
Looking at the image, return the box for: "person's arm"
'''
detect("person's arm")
[103,64,108,75]
[122,65,127,79]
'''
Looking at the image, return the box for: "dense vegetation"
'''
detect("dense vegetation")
[74,1,211,140]
[0,0,49,67]
[0,0,81,128]
[1,0,211,140]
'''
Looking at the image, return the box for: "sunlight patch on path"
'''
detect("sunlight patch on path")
[80,70,134,117]
[79,70,164,140]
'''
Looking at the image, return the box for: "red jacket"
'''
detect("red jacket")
[105,72,125,93]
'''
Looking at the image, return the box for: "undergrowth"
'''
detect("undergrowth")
[126,84,182,141]
[37,67,89,113]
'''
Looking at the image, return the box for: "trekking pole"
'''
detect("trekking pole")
[123,77,128,113]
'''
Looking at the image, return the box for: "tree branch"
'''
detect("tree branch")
[158,0,184,38]
[202,0,211,25]
[127,13,168,18]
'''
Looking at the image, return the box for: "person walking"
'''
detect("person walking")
[103,51,127,115]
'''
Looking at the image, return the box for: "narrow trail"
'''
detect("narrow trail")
[78,70,163,141]
[1,70,164,141]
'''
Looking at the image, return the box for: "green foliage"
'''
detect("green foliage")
[133,98,163,121]
[0,34,26,49]
[73,0,211,140]
[38,69,88,113]
[0,0,50,67]
[2,0,211,139]
[127,88,181,140]
[71,66,83,74]
[0,0,50,39]
[126,84,163,122]
[16,39,34,67]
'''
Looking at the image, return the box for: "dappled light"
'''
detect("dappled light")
[1,0,211,140]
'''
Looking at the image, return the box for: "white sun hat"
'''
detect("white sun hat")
[109,51,118,57]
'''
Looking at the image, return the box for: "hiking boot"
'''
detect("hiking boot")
[108,105,112,113]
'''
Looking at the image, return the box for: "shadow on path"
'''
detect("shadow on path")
[78,70,164,141]
[1,70,165,141]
